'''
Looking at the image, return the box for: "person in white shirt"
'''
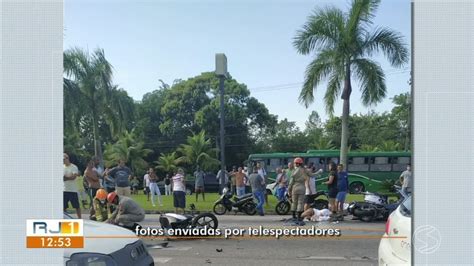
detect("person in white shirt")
[143,171,151,201]
[217,168,229,195]
[63,153,81,218]
[399,164,412,195]
[302,208,332,222]
[304,168,324,211]
[171,168,186,214]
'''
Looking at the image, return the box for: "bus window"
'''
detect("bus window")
[325,157,339,168]
[307,157,322,170]
[392,157,410,171]
[348,157,369,172]
[268,158,280,173]
[370,157,391,172]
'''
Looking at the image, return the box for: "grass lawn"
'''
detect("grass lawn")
[128,193,379,213]
[67,192,398,214]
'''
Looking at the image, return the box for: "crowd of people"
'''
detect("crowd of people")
[64,152,412,226]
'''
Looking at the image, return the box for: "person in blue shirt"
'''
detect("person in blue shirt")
[335,164,349,221]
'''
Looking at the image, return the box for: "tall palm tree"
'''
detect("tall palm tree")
[293,0,408,167]
[177,131,220,171]
[155,152,180,176]
[64,47,114,161]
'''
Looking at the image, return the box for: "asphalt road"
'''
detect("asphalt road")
[140,214,385,266]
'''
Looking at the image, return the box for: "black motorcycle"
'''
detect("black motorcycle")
[275,191,329,215]
[347,185,407,222]
[213,187,257,215]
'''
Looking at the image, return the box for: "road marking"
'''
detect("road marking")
[149,246,193,251]
[299,256,376,261]
[153,257,172,264]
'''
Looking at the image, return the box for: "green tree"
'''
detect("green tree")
[311,136,336,150]
[377,140,401,151]
[293,0,409,166]
[391,92,411,151]
[177,131,220,172]
[155,152,180,176]
[358,144,379,152]
[64,47,135,160]
[158,72,276,166]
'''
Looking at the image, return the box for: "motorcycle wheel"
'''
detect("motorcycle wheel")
[354,207,376,222]
[243,202,257,216]
[275,201,290,215]
[312,199,329,210]
[192,213,219,229]
[213,203,227,215]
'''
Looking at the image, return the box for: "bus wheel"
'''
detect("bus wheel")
[349,182,365,194]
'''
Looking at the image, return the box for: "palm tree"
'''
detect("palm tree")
[177,131,220,171]
[377,140,401,151]
[293,0,409,167]
[312,136,336,150]
[103,130,152,174]
[64,47,114,161]
[358,144,379,152]
[155,152,180,176]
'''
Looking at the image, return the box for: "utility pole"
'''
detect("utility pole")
[215,53,228,193]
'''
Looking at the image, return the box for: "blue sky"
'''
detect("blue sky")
[64,0,411,129]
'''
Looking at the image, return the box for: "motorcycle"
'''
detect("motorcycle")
[347,185,408,222]
[275,191,329,215]
[159,204,219,230]
[213,187,257,215]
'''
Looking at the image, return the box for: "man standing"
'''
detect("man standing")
[289,158,311,225]
[63,153,81,218]
[256,162,268,206]
[84,160,101,207]
[92,156,104,187]
[143,170,151,201]
[106,192,145,229]
[106,159,132,196]
[273,168,288,202]
[234,167,247,197]
[335,164,349,220]
[285,162,295,187]
[194,166,206,202]
[249,167,265,216]
[229,166,238,195]
[399,164,412,195]
[304,168,323,211]
[172,168,187,214]
[103,168,116,193]
[217,167,229,195]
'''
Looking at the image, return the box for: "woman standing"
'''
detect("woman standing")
[324,162,339,217]
[148,168,163,207]
[164,174,172,196]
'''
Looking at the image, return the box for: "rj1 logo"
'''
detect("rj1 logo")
[27,219,83,236]
[33,222,79,234]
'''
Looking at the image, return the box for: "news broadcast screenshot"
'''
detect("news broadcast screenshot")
[1,0,473,265]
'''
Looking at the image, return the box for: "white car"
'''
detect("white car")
[378,195,411,265]
[63,213,154,266]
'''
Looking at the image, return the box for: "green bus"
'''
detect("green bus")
[247,150,411,194]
